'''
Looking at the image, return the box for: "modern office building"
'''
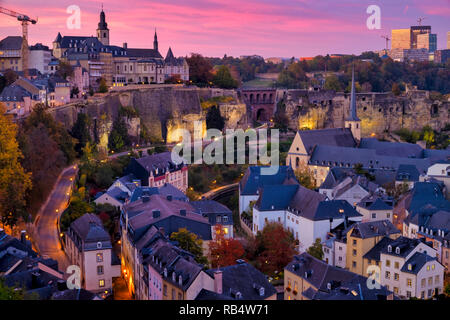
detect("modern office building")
[417,33,437,52]
[391,29,411,50]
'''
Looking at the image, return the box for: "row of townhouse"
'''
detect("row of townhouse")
[0,228,100,300]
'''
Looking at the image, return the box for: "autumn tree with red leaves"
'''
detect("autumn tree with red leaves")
[208,225,245,268]
[248,222,296,275]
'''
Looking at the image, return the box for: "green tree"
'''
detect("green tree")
[324,74,342,92]
[98,78,108,93]
[170,228,208,265]
[186,53,213,85]
[71,112,92,156]
[307,238,324,260]
[294,162,316,189]
[108,116,130,152]
[56,61,74,79]
[0,279,39,300]
[213,65,238,89]
[206,105,225,131]
[392,82,401,96]
[0,103,32,227]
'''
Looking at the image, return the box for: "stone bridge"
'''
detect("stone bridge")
[238,88,277,122]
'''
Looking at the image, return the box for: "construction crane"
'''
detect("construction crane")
[0,6,37,78]
[417,17,426,26]
[381,35,390,50]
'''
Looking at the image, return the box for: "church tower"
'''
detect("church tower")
[153,29,158,52]
[345,67,361,142]
[97,7,110,46]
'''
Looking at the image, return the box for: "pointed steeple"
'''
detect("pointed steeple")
[54,32,62,43]
[346,66,360,121]
[153,29,158,52]
[98,6,108,30]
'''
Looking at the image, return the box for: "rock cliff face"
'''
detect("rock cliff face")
[281,89,449,136]
[47,86,248,147]
[47,86,448,152]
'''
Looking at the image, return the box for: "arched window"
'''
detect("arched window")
[296,157,300,168]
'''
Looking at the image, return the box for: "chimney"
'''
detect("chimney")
[152,210,160,218]
[20,230,26,244]
[123,42,127,49]
[214,270,223,294]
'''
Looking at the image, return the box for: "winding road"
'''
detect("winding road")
[34,165,78,272]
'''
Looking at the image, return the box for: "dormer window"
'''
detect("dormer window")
[172,272,176,281]
[178,275,183,286]
[387,245,392,253]
[395,247,400,254]
[408,264,412,271]
[164,268,167,277]
[97,241,102,249]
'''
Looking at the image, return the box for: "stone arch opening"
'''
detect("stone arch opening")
[256,108,268,121]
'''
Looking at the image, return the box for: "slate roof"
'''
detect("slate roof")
[255,184,299,211]
[332,175,379,199]
[239,165,297,195]
[309,145,434,174]
[206,261,277,300]
[141,237,203,292]
[0,84,33,102]
[285,253,357,292]
[130,183,188,203]
[396,164,420,182]
[52,288,101,300]
[311,274,392,300]
[125,48,163,59]
[68,214,112,251]
[0,229,36,258]
[357,195,394,211]
[287,185,326,219]
[363,237,396,261]
[0,36,22,50]
[195,289,234,300]
[406,182,450,217]
[132,152,185,176]
[124,194,211,241]
[359,138,424,158]
[3,268,62,299]
[401,252,438,275]
[191,200,233,226]
[297,128,357,154]
[299,200,362,221]
[350,220,400,239]
[380,236,431,258]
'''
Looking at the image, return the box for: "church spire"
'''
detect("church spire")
[347,66,360,121]
[153,29,159,52]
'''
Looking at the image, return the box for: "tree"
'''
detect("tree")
[273,101,289,133]
[170,228,208,265]
[71,86,80,98]
[56,61,74,79]
[3,69,18,86]
[0,279,39,300]
[186,53,213,85]
[71,112,92,156]
[249,222,296,275]
[213,65,238,89]
[98,78,108,93]
[294,162,316,189]
[205,105,225,131]
[209,225,244,268]
[324,74,342,92]
[276,62,307,89]
[108,117,130,152]
[392,82,401,96]
[307,238,324,260]
[0,103,32,227]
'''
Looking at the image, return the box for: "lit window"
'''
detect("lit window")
[99,279,105,287]
[97,253,103,262]
[224,227,229,235]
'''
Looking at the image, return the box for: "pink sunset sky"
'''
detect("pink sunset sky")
[0,0,449,58]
